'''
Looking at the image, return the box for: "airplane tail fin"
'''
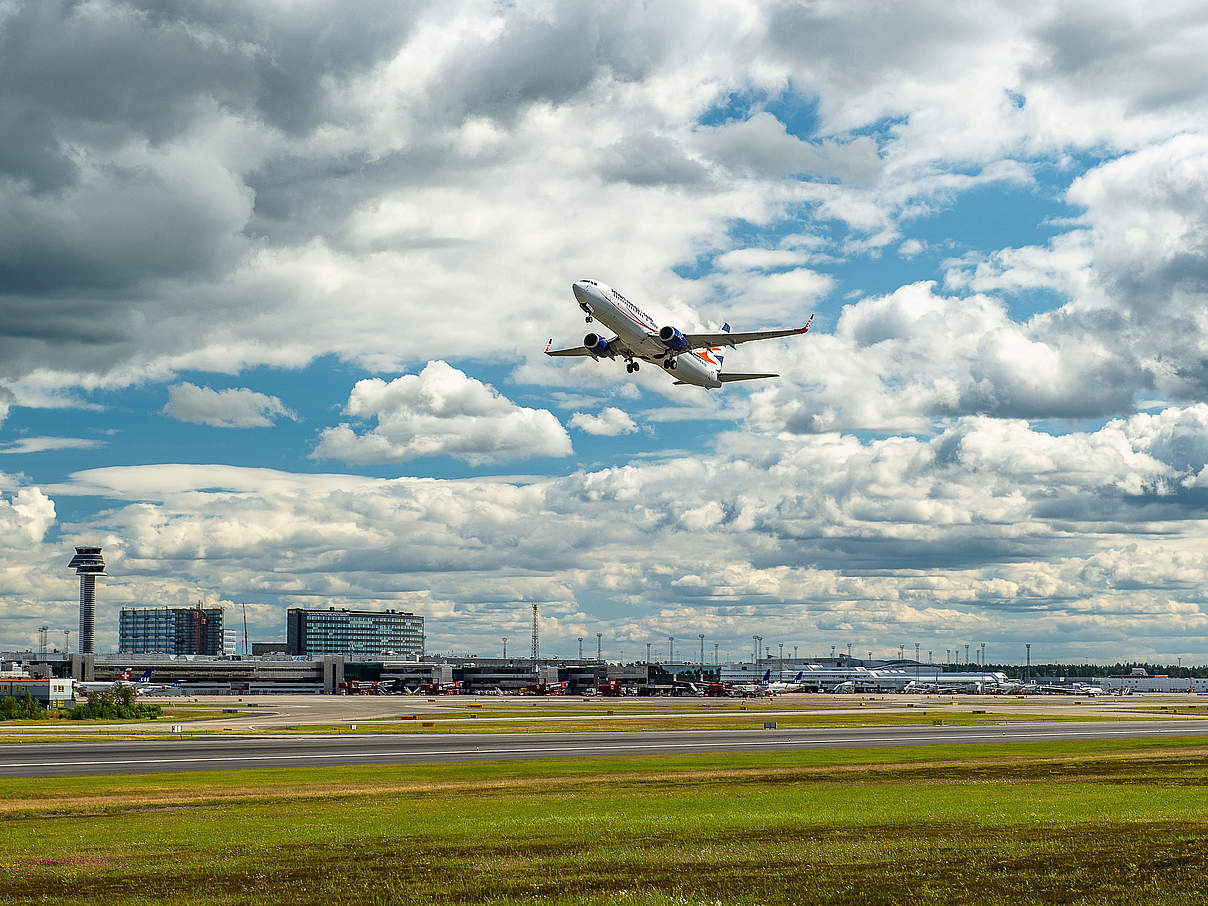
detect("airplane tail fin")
[761,669,771,683]
[139,669,153,683]
[714,323,729,370]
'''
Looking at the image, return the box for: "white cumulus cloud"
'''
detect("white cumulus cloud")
[314,361,572,465]
[569,407,638,436]
[163,383,297,428]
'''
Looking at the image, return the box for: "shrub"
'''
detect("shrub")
[67,688,163,720]
[0,692,48,721]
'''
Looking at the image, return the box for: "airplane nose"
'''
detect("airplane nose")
[572,282,592,305]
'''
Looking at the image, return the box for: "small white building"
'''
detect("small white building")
[0,678,74,709]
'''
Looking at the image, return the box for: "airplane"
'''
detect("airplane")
[674,680,731,697]
[765,671,806,694]
[74,668,154,695]
[138,679,186,697]
[545,279,813,389]
[729,669,773,696]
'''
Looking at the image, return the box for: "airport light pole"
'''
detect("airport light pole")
[847,642,852,662]
[980,642,986,667]
[646,642,652,664]
[699,634,705,666]
[714,642,719,666]
[1025,643,1031,684]
[793,645,799,659]
[964,643,970,666]
[597,632,602,661]
[830,644,836,661]
[578,637,583,659]
[669,636,675,663]
[502,637,507,658]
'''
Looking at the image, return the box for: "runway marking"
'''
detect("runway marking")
[4,724,1208,771]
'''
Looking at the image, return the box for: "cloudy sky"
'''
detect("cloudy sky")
[3,1,1207,664]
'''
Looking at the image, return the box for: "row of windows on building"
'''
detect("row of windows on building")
[287,608,424,659]
[117,606,424,659]
[118,608,226,656]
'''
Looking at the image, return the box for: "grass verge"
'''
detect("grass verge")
[2,737,1208,904]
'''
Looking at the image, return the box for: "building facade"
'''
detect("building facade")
[0,678,73,708]
[118,607,225,655]
[286,608,424,660]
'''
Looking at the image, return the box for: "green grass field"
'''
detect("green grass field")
[2,737,1208,904]
[282,709,1130,735]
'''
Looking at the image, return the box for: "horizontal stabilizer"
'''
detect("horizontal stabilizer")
[718,372,779,382]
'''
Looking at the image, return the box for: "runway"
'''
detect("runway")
[3,719,1207,777]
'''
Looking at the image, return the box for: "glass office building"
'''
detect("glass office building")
[286,608,424,659]
[119,607,225,655]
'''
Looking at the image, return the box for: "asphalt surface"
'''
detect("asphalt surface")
[2,719,1207,777]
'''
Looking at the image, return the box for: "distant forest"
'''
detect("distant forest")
[977,662,1207,678]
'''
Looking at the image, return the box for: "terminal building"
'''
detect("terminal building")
[286,608,423,660]
[119,606,225,655]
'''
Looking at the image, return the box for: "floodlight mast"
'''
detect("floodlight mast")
[67,546,105,655]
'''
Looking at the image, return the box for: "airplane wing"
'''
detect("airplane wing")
[681,314,813,351]
[545,340,594,357]
[544,337,631,357]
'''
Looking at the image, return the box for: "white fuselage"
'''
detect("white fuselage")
[572,280,722,388]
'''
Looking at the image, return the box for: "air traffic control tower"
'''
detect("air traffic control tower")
[68,546,105,654]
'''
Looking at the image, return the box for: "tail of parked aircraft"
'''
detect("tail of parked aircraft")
[761,669,771,683]
[139,669,153,683]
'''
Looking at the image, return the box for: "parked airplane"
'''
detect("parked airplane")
[765,671,806,694]
[730,669,773,696]
[74,668,154,695]
[138,679,186,696]
[546,280,812,389]
[674,680,731,697]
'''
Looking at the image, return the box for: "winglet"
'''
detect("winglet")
[801,313,814,333]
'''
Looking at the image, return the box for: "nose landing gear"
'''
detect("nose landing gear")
[626,361,640,373]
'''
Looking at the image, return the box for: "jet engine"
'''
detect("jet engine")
[659,325,689,352]
[583,333,613,357]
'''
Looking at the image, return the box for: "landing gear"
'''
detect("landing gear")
[666,357,677,370]
[585,316,593,323]
[626,361,640,373]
